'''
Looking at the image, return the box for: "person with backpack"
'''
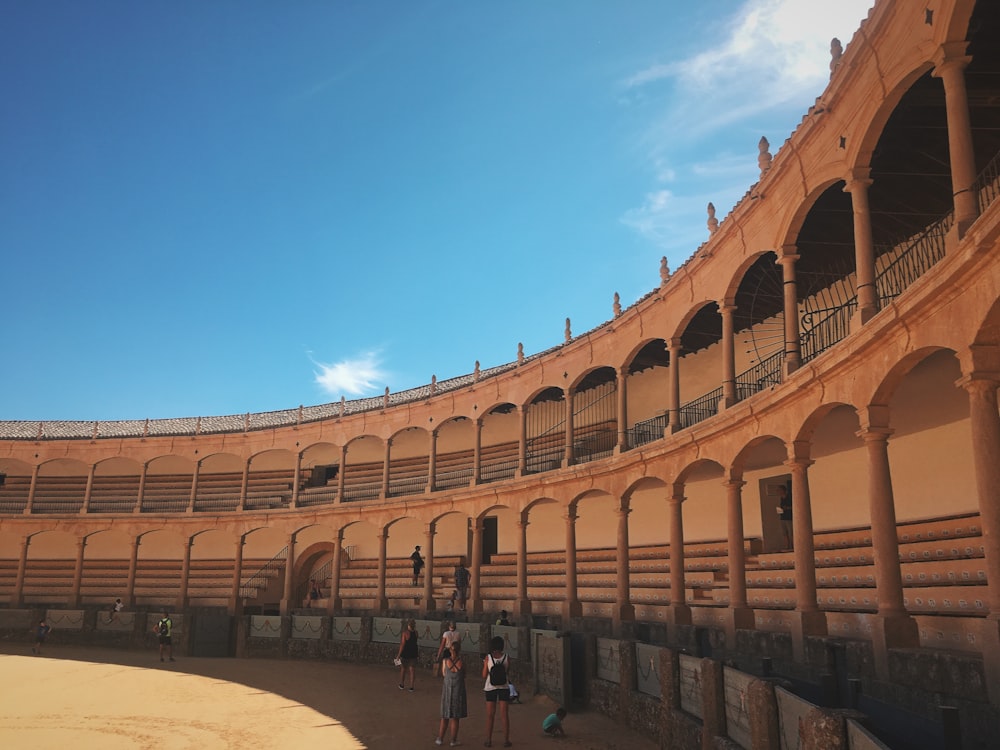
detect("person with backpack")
[481,635,512,747]
[155,611,174,662]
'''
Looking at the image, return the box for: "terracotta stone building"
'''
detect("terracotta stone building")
[2,0,1000,744]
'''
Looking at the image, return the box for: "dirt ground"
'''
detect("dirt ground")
[0,643,659,750]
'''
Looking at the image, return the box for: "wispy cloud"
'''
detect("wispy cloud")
[619,0,872,256]
[312,350,387,397]
[626,0,873,133]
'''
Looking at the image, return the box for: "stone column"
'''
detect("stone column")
[280,532,296,615]
[70,537,87,607]
[470,519,484,615]
[291,452,302,508]
[376,530,389,612]
[177,536,193,611]
[188,460,201,513]
[787,443,827,658]
[239,458,250,510]
[933,44,979,237]
[669,488,692,625]
[724,479,754,636]
[229,535,245,615]
[328,528,345,614]
[135,462,148,513]
[614,503,635,627]
[13,535,30,606]
[337,445,347,502]
[81,464,95,514]
[427,429,437,493]
[563,506,582,620]
[24,464,39,514]
[957,371,1000,702]
[563,387,575,467]
[616,366,628,453]
[668,339,682,433]
[423,522,437,613]
[777,246,802,375]
[844,171,878,327]
[126,535,140,607]
[720,303,737,407]
[472,417,482,485]
[858,411,918,676]
[515,517,532,617]
[517,405,528,477]
[381,438,392,499]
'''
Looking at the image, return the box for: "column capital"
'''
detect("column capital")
[931,42,971,75]
[516,520,530,530]
[956,372,1000,394]
[617,506,632,517]
[856,426,894,442]
[843,168,873,192]
[722,479,746,491]
[424,522,437,536]
[564,507,578,522]
[785,456,815,470]
[718,302,737,316]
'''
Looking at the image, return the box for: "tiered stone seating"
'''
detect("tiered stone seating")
[21,559,76,603]
[434,448,474,490]
[0,558,19,603]
[29,477,87,514]
[140,474,194,513]
[335,555,464,609]
[0,474,31,513]
[341,461,383,502]
[479,441,519,482]
[386,455,429,498]
[743,513,986,615]
[87,475,140,513]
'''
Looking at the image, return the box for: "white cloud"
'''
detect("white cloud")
[627,0,873,131]
[312,351,387,396]
[620,0,873,253]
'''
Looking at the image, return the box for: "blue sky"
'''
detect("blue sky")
[1,1,873,422]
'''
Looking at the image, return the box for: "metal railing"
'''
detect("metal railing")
[975,148,1000,216]
[240,545,288,599]
[874,213,951,305]
[679,387,723,429]
[480,459,518,483]
[734,350,783,403]
[627,414,668,449]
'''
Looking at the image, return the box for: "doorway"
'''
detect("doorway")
[758,474,791,553]
[482,516,498,564]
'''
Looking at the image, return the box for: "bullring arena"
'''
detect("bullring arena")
[3,2,1000,748]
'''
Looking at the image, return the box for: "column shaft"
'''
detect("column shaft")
[616,367,628,452]
[721,305,736,406]
[470,521,484,615]
[861,430,906,616]
[844,176,878,324]
[934,53,979,232]
[725,481,748,609]
[777,250,801,373]
[423,524,436,613]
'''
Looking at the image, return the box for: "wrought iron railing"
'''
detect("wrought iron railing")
[88,497,140,513]
[679,387,723,429]
[874,213,952,305]
[734,350,783,403]
[573,427,616,463]
[342,482,381,502]
[296,488,338,507]
[627,414,668,449]
[975,148,1000,216]
[240,545,288,599]
[481,459,518,483]
[435,467,473,490]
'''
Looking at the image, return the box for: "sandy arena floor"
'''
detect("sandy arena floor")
[0,644,658,750]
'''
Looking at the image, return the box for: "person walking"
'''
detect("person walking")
[155,611,174,662]
[435,640,467,746]
[482,635,512,747]
[32,619,51,655]
[448,557,470,612]
[776,484,793,550]
[396,618,419,691]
